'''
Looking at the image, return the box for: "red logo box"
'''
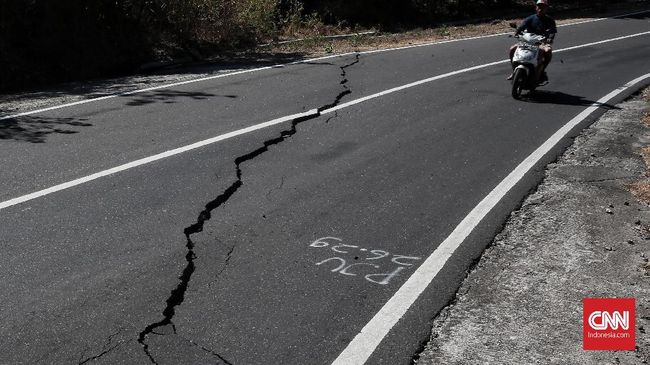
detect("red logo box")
[583,298,635,350]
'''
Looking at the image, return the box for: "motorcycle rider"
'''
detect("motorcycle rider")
[507,0,557,83]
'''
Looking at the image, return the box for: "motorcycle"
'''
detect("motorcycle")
[509,31,547,99]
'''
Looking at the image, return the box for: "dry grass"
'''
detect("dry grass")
[641,146,650,167]
[628,181,650,204]
[643,87,650,127]
[642,88,650,158]
[261,19,522,56]
[258,1,650,57]
[642,258,650,276]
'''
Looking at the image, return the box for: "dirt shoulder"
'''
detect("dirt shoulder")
[256,1,650,57]
[417,89,650,364]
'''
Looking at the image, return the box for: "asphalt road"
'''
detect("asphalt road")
[1,11,649,365]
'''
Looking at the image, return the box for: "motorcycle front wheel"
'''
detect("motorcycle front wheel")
[511,68,525,99]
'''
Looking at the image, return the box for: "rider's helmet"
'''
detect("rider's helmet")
[535,0,549,6]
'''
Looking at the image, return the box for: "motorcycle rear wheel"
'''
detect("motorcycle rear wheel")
[511,68,525,99]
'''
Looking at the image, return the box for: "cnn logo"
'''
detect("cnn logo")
[587,310,629,330]
[583,298,635,351]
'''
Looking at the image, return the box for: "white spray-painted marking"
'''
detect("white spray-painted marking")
[309,237,422,285]
[316,257,348,272]
[329,73,650,365]
[2,10,646,121]
[1,30,649,211]
[339,263,381,277]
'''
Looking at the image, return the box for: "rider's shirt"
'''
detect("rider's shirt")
[517,14,557,37]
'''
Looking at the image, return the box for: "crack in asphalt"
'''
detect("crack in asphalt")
[138,231,195,363]
[325,110,339,124]
[184,336,234,365]
[265,175,286,200]
[218,245,236,276]
[208,244,237,288]
[136,53,360,364]
[78,330,123,364]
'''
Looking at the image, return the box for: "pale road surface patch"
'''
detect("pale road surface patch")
[417,91,650,364]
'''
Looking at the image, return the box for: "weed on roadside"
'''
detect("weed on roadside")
[628,182,650,204]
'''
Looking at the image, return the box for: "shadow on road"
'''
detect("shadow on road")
[525,90,620,110]
[1,52,306,105]
[0,52,311,143]
[616,12,649,20]
[0,90,239,142]
[122,89,234,107]
[0,116,93,143]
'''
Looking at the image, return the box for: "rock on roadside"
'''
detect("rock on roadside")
[417,91,650,364]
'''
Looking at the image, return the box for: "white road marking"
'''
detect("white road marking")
[329,72,650,365]
[554,30,650,52]
[1,30,649,211]
[0,109,318,210]
[1,10,646,121]
[322,30,650,114]
[354,10,649,57]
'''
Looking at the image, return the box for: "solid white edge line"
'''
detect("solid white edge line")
[0,109,318,210]
[1,9,646,121]
[330,72,650,365]
[1,30,649,210]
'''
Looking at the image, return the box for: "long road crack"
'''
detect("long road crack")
[136,53,360,364]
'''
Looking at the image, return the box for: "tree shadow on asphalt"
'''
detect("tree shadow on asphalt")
[524,90,621,110]
[1,90,240,142]
[615,12,649,20]
[0,116,93,143]
[0,52,306,144]
[0,52,306,107]
[121,89,235,107]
